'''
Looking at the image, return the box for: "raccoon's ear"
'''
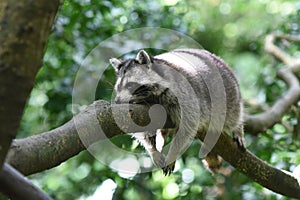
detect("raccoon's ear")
[109,58,122,72]
[136,50,152,65]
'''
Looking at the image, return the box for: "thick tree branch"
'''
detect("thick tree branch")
[197,130,300,199]
[6,100,300,198]
[0,163,52,200]
[6,101,151,175]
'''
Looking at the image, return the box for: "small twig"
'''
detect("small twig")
[275,33,300,43]
[264,34,296,66]
[244,99,269,112]
[287,62,300,74]
[280,120,294,133]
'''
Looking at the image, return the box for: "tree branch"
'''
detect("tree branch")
[264,34,296,66]
[244,68,300,134]
[0,163,52,200]
[275,33,300,43]
[6,101,151,175]
[6,100,300,198]
[245,33,300,134]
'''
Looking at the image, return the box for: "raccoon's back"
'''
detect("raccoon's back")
[154,49,243,131]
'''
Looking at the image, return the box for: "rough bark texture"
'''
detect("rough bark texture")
[6,101,152,175]
[197,131,300,199]
[0,0,60,168]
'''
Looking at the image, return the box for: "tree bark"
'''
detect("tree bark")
[0,164,52,200]
[6,100,300,199]
[0,0,60,168]
[6,101,152,175]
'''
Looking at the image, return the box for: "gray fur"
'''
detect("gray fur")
[110,49,245,175]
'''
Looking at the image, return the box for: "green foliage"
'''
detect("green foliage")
[20,0,300,199]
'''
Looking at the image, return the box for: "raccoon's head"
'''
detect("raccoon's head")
[110,50,167,105]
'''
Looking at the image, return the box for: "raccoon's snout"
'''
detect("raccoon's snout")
[114,89,133,104]
[114,84,160,105]
[115,97,121,104]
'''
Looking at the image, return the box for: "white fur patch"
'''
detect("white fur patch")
[155,52,202,74]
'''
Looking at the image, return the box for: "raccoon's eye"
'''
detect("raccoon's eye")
[132,85,150,95]
[126,82,141,93]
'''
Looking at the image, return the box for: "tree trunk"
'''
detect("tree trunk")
[0,0,60,168]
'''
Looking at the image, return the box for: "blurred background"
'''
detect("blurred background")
[16,0,300,199]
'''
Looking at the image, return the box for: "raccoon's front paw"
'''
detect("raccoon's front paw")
[162,162,175,176]
[151,151,166,169]
[233,136,246,152]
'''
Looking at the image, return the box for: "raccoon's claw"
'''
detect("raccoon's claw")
[152,152,175,175]
[233,136,246,152]
[162,162,175,176]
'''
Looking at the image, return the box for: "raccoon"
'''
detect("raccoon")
[110,49,246,175]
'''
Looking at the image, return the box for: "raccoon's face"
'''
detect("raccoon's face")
[110,50,166,105]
